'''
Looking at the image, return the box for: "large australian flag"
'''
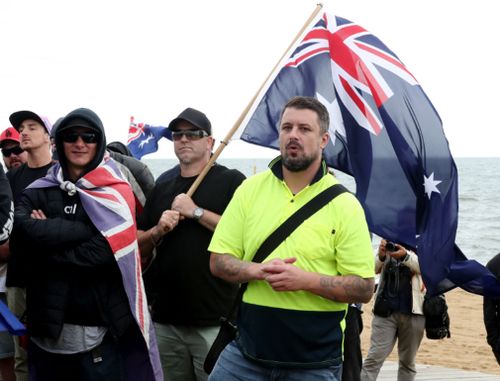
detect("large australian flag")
[239,12,500,296]
[127,117,171,160]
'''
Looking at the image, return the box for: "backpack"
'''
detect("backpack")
[422,294,451,340]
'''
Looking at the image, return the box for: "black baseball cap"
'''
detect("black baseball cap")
[168,107,211,135]
[9,110,52,133]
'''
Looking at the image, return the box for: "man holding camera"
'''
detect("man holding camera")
[360,239,426,381]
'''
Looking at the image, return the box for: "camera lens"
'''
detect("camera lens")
[385,242,396,252]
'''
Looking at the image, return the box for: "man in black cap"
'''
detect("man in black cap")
[6,111,53,204]
[137,107,245,381]
[6,110,53,381]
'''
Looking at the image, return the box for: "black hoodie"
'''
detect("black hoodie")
[15,108,133,339]
[55,108,107,180]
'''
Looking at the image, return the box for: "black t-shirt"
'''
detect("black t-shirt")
[138,164,245,326]
[7,162,54,206]
[7,162,54,287]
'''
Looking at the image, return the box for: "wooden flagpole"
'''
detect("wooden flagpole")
[187,3,324,197]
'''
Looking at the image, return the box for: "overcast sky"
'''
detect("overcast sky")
[1,0,498,159]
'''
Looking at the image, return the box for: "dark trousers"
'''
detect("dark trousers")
[28,333,124,381]
[494,350,500,366]
[342,306,363,381]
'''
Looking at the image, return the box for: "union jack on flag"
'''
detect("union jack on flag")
[284,14,418,135]
[29,155,163,380]
[239,9,500,297]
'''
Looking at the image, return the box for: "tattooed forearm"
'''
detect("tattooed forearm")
[211,253,252,283]
[214,255,245,277]
[319,275,375,303]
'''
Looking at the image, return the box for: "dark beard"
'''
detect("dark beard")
[282,153,316,172]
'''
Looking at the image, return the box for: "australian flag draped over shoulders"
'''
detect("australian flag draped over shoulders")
[239,11,500,297]
[127,116,170,159]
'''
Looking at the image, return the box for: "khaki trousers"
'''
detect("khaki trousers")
[361,312,425,381]
[154,323,218,381]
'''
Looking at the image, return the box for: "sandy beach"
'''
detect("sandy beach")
[360,288,500,375]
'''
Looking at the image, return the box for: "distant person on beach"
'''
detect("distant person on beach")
[137,107,245,381]
[6,110,53,381]
[0,127,27,171]
[361,239,425,381]
[14,108,162,381]
[207,96,375,381]
[483,252,500,365]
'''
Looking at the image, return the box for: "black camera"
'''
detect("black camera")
[385,241,397,252]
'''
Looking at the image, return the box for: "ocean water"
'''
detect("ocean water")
[143,157,500,265]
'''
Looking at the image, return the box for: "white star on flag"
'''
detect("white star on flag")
[423,172,442,199]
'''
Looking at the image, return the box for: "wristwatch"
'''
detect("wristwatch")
[193,207,204,221]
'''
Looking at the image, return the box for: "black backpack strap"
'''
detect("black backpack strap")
[227,183,348,318]
[253,183,348,263]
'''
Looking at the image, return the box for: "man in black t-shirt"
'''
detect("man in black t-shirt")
[137,107,245,381]
[6,110,53,381]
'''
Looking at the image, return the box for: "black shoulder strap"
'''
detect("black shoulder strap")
[252,183,348,263]
[226,183,348,320]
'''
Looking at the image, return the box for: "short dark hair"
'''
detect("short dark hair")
[280,96,330,134]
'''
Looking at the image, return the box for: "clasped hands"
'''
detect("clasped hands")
[257,257,309,292]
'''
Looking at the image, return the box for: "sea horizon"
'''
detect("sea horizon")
[143,157,500,266]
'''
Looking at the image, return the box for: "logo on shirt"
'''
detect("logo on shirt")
[64,204,77,215]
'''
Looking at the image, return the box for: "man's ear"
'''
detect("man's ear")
[208,136,215,151]
[320,132,329,150]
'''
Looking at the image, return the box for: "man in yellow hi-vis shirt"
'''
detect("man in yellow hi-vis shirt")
[208,96,375,381]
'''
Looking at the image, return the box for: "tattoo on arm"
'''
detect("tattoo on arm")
[319,275,374,303]
[213,254,250,282]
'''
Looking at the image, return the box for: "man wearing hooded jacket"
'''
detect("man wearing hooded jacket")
[14,108,162,381]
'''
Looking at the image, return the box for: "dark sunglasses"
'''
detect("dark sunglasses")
[172,130,209,141]
[1,146,24,157]
[62,132,98,144]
